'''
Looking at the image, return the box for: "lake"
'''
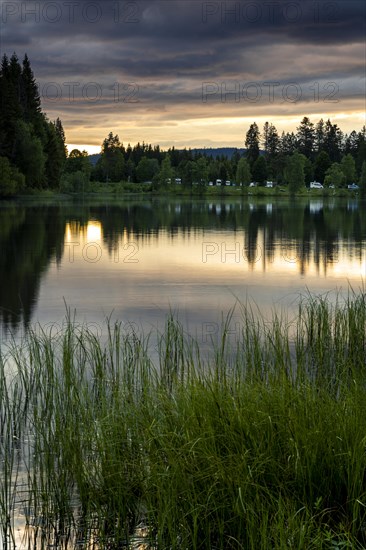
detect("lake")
[0,195,365,347]
[1,194,366,549]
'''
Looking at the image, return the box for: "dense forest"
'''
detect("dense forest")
[0,53,67,196]
[1,53,365,196]
[64,119,366,196]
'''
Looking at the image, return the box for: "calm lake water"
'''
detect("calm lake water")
[1,195,366,549]
[0,196,365,345]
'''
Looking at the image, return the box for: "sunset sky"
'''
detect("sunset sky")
[1,0,365,153]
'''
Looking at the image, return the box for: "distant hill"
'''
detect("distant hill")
[88,148,247,165]
[88,153,101,166]
[191,147,246,159]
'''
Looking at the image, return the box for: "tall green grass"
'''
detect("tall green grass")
[1,293,366,548]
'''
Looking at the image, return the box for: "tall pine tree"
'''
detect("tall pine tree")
[0,52,67,192]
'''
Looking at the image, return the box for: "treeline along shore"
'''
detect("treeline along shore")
[0,53,365,197]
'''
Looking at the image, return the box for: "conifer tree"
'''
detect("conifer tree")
[0,52,66,189]
[245,123,260,166]
[21,54,42,124]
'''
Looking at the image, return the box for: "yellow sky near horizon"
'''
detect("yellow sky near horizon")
[65,110,366,154]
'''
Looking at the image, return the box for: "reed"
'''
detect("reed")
[0,292,366,548]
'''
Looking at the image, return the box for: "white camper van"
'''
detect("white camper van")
[310,181,323,189]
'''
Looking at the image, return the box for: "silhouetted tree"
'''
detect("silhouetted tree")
[245,123,260,166]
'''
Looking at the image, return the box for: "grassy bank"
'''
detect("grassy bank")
[12,181,362,200]
[78,182,360,198]
[1,293,366,548]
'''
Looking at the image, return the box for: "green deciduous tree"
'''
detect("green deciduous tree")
[252,156,267,184]
[60,170,90,193]
[181,160,196,188]
[359,160,366,198]
[65,149,92,177]
[15,120,45,187]
[0,156,25,196]
[193,157,209,191]
[356,139,366,176]
[284,151,306,193]
[236,157,251,185]
[314,151,331,183]
[158,156,174,188]
[340,153,356,184]
[303,157,314,185]
[136,156,159,183]
[324,163,345,188]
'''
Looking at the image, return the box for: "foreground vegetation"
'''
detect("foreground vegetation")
[1,293,366,548]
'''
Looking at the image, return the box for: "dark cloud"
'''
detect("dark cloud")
[1,0,364,147]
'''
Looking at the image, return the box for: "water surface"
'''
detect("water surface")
[0,196,365,344]
[1,195,366,549]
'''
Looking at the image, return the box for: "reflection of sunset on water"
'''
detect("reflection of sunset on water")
[63,222,366,281]
[1,198,365,339]
[27,199,364,342]
[65,220,102,242]
[86,221,102,242]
